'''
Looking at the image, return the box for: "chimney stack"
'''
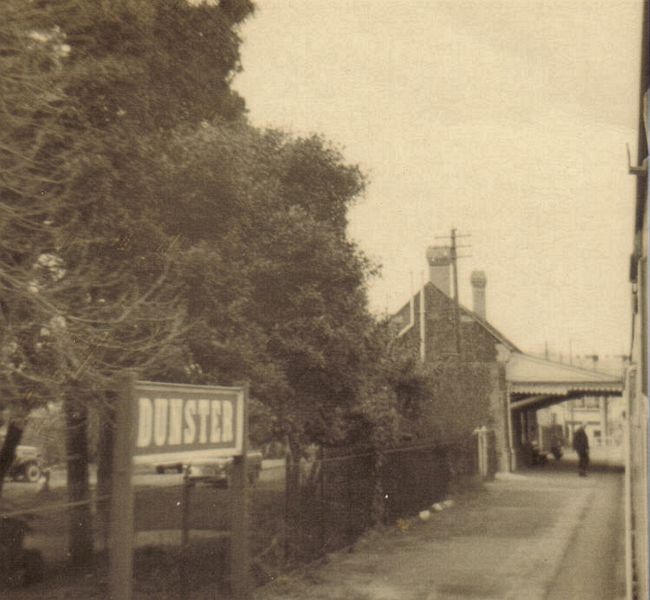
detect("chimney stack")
[426,246,451,296]
[470,270,487,320]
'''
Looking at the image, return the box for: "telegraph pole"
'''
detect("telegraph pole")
[450,229,462,360]
[435,228,470,361]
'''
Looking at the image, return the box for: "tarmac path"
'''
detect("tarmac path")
[545,467,625,600]
[3,454,625,599]
[255,461,626,600]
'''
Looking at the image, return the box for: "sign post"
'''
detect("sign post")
[179,467,193,600]
[108,379,248,600]
[230,383,250,600]
[108,371,137,600]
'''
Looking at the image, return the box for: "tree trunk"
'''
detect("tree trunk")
[64,392,94,565]
[95,394,115,552]
[0,420,24,497]
[283,435,302,561]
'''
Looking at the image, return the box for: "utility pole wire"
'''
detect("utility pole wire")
[434,228,471,361]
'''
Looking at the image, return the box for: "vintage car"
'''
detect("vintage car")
[187,450,263,487]
[0,440,42,483]
[154,461,184,475]
[155,450,263,487]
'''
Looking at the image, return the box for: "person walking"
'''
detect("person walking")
[572,423,589,477]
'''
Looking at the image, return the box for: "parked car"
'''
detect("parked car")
[187,450,263,488]
[0,440,42,483]
[154,461,184,475]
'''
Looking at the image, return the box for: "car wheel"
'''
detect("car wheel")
[156,466,165,475]
[176,464,183,474]
[24,462,41,483]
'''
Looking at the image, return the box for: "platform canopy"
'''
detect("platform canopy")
[506,353,624,407]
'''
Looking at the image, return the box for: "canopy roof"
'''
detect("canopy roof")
[506,353,624,397]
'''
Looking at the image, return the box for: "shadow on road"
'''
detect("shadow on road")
[521,447,624,476]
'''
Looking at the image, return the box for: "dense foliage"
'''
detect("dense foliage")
[0,0,385,469]
[0,0,256,411]
[151,124,377,449]
[0,3,495,566]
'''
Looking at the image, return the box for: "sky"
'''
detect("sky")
[233,0,644,359]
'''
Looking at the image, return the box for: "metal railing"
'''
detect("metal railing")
[0,433,491,597]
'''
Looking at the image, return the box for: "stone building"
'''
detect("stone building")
[392,247,623,472]
[392,246,520,364]
[391,247,519,471]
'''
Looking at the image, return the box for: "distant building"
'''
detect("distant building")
[392,248,623,472]
[391,248,520,470]
[535,357,626,448]
[392,247,520,364]
[537,395,624,448]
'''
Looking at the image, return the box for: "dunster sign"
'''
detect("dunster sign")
[107,375,251,600]
[132,381,245,463]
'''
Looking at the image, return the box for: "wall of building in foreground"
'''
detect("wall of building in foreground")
[623,19,647,593]
[625,190,648,600]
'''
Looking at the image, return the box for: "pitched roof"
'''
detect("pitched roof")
[506,353,624,396]
[455,294,521,353]
[393,282,521,352]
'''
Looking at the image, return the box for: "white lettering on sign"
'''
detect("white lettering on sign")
[169,399,183,445]
[223,400,233,442]
[136,396,237,450]
[198,399,210,444]
[210,401,222,442]
[137,398,153,447]
[154,398,168,446]
[183,399,196,444]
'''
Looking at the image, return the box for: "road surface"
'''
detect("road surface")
[3,457,286,494]
[546,467,626,600]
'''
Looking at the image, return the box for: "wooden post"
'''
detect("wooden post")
[108,371,136,600]
[96,395,115,552]
[179,468,192,600]
[230,383,250,600]
[505,383,515,472]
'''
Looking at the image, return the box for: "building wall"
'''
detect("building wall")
[624,28,648,592]
[627,162,648,600]
[395,283,499,364]
[393,282,510,468]
[487,362,510,472]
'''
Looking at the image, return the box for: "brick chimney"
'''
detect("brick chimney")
[426,246,451,296]
[470,270,487,320]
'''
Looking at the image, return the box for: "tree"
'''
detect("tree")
[149,123,379,454]
[0,3,78,493]
[37,0,253,131]
[0,0,255,562]
[47,0,255,563]
[354,316,494,446]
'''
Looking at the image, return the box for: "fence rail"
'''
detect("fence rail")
[0,432,494,597]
